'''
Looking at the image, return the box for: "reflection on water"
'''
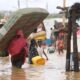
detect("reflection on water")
[0,51,80,80]
[11,68,26,80]
[65,72,80,80]
[0,56,11,80]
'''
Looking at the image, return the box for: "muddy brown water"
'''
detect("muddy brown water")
[0,51,80,80]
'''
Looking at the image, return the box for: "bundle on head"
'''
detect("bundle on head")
[69,3,80,19]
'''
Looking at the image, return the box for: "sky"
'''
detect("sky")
[0,0,80,13]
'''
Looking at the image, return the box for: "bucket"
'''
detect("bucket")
[34,36,46,41]
[34,31,46,41]
[32,56,45,65]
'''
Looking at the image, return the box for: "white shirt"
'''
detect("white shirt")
[37,46,44,57]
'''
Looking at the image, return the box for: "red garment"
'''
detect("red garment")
[8,30,28,56]
[57,40,64,49]
[59,32,64,37]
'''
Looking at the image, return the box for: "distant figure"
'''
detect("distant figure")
[0,16,8,24]
[57,38,64,55]
[28,39,39,64]
[36,22,46,47]
[58,31,64,39]
[37,22,46,32]
[50,28,54,40]
[50,28,56,47]
[7,30,28,68]
[37,41,48,60]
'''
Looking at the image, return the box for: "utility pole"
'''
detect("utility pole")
[46,1,48,10]
[57,0,71,71]
[18,0,20,9]
[57,0,67,28]
[26,0,28,8]
[63,0,66,27]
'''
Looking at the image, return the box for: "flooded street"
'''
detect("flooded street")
[0,51,80,80]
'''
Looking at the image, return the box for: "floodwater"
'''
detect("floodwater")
[0,51,80,80]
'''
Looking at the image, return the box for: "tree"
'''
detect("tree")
[66,3,80,72]
[66,18,72,71]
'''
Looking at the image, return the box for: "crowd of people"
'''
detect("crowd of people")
[0,16,65,68]
[0,21,49,68]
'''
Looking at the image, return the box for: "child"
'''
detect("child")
[57,39,64,55]
[37,41,48,60]
[28,39,39,64]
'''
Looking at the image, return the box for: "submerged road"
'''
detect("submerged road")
[0,51,80,80]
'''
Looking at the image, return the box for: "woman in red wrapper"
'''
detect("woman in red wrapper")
[7,30,28,68]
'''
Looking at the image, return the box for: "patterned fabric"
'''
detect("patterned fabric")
[28,39,39,64]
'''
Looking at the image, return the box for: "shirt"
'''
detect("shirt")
[37,46,44,57]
